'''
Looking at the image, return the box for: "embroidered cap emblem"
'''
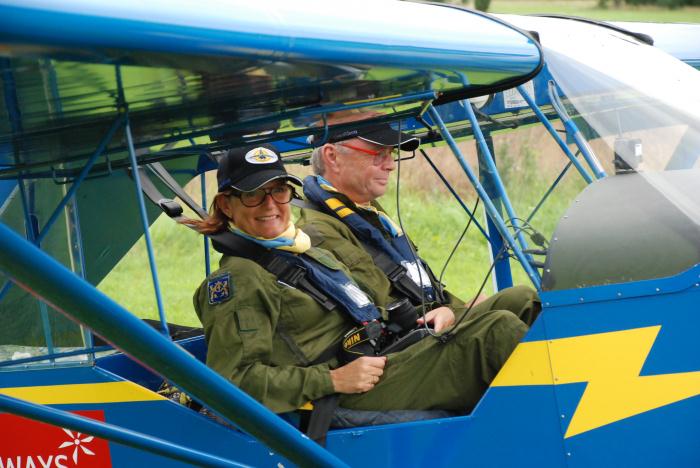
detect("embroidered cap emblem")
[208,273,232,304]
[245,147,278,164]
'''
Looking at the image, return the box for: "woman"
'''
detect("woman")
[189,145,528,423]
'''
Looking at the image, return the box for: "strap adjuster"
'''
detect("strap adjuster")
[386,264,407,282]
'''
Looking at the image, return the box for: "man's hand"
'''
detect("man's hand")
[416,306,455,333]
[468,293,488,307]
[330,356,386,394]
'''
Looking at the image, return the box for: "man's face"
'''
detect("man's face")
[325,138,396,204]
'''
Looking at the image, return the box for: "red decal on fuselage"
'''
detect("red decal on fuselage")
[0,410,111,467]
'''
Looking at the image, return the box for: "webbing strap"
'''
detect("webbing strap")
[133,165,344,445]
[133,164,339,312]
[210,234,337,312]
[305,395,339,446]
[147,162,208,219]
[299,202,445,305]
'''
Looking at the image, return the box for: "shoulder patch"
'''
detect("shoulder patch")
[208,273,232,305]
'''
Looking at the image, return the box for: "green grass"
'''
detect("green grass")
[490,0,700,21]
[98,213,221,327]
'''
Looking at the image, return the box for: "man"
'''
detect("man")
[297,116,540,335]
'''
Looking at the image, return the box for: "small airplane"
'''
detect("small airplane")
[0,1,698,467]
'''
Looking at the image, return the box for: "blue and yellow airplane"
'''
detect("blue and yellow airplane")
[0,1,698,466]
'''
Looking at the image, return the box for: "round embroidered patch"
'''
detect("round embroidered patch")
[245,147,278,164]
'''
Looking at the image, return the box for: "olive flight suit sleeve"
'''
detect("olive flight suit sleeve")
[193,261,335,414]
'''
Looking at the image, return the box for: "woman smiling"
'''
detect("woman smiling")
[188,145,527,440]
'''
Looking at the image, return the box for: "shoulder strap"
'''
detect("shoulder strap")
[131,165,339,311]
[301,181,444,305]
[356,239,426,305]
[209,232,338,311]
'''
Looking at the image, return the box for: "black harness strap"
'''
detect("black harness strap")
[131,165,339,311]
[147,162,209,219]
[209,233,337,311]
[298,199,446,305]
[133,165,342,445]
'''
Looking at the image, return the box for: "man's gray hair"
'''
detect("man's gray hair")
[310,141,351,176]
[310,146,325,175]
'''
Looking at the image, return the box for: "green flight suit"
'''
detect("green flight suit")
[297,205,541,327]
[194,239,535,415]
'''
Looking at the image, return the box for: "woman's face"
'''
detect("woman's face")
[222,179,292,239]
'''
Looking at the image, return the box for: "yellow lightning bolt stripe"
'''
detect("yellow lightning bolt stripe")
[492,326,700,438]
[0,381,166,405]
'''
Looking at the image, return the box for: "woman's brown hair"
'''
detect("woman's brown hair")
[180,191,233,235]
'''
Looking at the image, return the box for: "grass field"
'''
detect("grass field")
[490,0,700,21]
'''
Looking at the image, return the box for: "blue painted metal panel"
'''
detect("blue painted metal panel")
[0,1,540,72]
[0,220,347,467]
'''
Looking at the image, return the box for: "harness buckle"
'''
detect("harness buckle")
[386,263,407,282]
[286,264,308,285]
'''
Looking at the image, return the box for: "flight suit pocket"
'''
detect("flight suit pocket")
[235,307,268,359]
[333,242,366,269]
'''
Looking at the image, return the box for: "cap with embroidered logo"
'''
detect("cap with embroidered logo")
[216,145,302,192]
[310,122,420,151]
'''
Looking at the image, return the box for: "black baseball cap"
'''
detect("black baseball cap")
[216,145,302,192]
[313,122,420,151]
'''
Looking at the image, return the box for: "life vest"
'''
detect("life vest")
[303,175,444,304]
[210,231,381,324]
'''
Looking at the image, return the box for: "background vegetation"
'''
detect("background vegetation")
[480,0,700,19]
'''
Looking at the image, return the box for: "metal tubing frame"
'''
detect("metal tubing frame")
[547,80,607,179]
[201,173,211,277]
[303,91,436,118]
[124,118,170,337]
[460,101,534,259]
[0,345,112,368]
[0,221,347,468]
[427,105,542,289]
[113,63,168,336]
[477,130,513,290]
[38,116,125,245]
[0,394,249,468]
[18,177,55,356]
[0,115,124,307]
[419,149,491,242]
[22,91,437,172]
[516,84,594,184]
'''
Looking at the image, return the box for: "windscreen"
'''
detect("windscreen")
[503,16,700,288]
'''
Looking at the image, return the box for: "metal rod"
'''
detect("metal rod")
[124,118,170,338]
[18,178,56,357]
[547,81,606,179]
[0,345,113,368]
[526,161,573,225]
[427,105,542,290]
[477,131,513,291]
[0,221,347,468]
[419,149,491,242]
[516,85,593,184]
[201,173,211,277]
[302,91,435,117]
[37,115,124,245]
[461,101,534,259]
[0,394,249,468]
